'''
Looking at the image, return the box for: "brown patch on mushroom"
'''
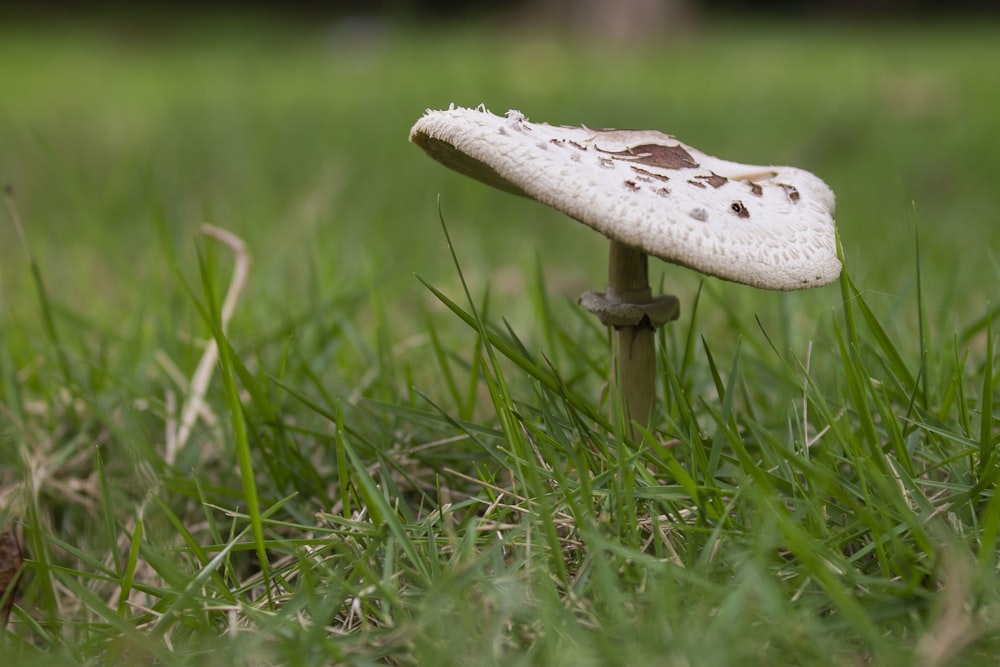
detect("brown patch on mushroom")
[655,187,671,197]
[729,201,750,218]
[631,166,670,182]
[600,143,699,170]
[695,172,728,189]
[687,180,706,189]
[778,183,801,201]
[747,181,764,196]
[624,180,640,192]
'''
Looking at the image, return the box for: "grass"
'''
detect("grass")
[1,12,1000,666]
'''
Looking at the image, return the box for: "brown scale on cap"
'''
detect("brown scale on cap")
[598,143,700,170]
[778,183,801,201]
[695,173,729,189]
[631,165,670,182]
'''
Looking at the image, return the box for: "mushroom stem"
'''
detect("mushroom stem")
[579,241,678,435]
[607,240,657,431]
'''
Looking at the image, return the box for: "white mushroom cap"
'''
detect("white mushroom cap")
[410,105,841,290]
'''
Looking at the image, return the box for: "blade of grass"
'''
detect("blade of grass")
[846,270,916,392]
[978,312,994,474]
[95,444,120,574]
[3,186,73,388]
[183,227,271,605]
[423,308,465,418]
[702,337,741,478]
[837,233,858,350]
[204,271,272,604]
[914,221,930,409]
[116,511,144,617]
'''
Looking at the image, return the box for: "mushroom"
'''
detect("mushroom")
[409,105,840,432]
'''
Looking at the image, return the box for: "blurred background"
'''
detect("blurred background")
[1,2,998,349]
[8,0,999,19]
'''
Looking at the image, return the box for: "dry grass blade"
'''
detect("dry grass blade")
[0,525,23,629]
[168,224,251,460]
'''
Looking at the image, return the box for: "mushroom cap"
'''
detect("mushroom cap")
[410,105,841,290]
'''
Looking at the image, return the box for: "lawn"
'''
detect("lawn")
[1,12,999,666]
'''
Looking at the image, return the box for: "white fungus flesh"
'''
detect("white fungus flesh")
[409,105,842,291]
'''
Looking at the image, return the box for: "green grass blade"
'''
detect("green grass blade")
[914,221,930,409]
[215,313,272,604]
[978,312,995,473]
[95,444,120,575]
[3,187,74,388]
[116,512,144,617]
[189,248,272,605]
